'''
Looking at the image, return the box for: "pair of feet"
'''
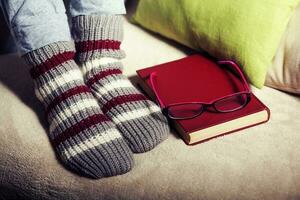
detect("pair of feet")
[24,16,169,179]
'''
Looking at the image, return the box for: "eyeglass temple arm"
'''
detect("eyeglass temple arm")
[149,72,166,108]
[149,60,250,108]
[217,60,251,92]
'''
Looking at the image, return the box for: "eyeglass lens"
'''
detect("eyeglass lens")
[168,103,203,119]
[168,93,248,119]
[214,93,248,112]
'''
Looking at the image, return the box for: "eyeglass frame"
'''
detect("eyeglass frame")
[149,60,252,120]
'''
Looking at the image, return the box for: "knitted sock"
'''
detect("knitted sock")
[72,15,169,153]
[24,41,134,178]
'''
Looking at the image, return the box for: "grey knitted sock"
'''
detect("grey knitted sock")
[24,41,134,178]
[72,15,170,153]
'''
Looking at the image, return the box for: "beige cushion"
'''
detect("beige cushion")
[266,4,300,94]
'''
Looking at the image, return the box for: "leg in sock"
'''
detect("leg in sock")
[71,15,170,153]
[1,0,133,178]
[24,41,134,178]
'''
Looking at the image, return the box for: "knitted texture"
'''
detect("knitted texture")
[24,41,134,178]
[72,15,170,153]
[82,61,169,153]
[72,15,125,62]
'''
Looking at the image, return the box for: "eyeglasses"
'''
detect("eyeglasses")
[149,60,251,120]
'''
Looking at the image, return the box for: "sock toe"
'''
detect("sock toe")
[112,108,170,153]
[58,129,134,178]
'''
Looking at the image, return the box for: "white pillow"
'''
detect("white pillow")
[265,4,300,94]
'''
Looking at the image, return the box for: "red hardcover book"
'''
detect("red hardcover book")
[136,54,270,145]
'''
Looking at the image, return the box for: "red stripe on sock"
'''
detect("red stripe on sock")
[86,68,122,87]
[102,94,148,114]
[46,85,91,116]
[52,113,110,147]
[30,51,75,79]
[75,40,121,52]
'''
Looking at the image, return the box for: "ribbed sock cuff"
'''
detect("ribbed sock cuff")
[22,41,76,79]
[23,41,75,67]
[72,15,125,62]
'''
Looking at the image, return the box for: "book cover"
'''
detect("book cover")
[136,54,270,145]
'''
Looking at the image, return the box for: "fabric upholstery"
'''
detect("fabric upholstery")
[0,14,300,200]
[266,4,300,94]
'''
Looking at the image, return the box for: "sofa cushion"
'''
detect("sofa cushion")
[265,4,300,94]
[132,0,300,88]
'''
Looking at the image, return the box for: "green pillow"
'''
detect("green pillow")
[132,0,300,88]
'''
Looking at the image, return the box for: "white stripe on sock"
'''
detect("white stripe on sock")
[92,79,133,96]
[81,58,120,76]
[49,98,100,136]
[37,68,84,98]
[111,105,161,124]
[61,128,122,160]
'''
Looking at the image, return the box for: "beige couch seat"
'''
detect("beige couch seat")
[0,10,300,200]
